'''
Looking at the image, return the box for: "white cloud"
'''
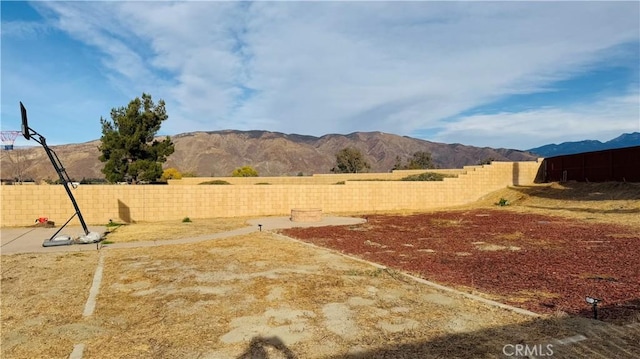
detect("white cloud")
[0,20,50,38]
[15,1,640,148]
[432,91,640,149]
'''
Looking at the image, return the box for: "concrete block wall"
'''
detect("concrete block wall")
[0,160,541,227]
[168,169,468,185]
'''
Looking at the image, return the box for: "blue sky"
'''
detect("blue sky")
[2,1,639,150]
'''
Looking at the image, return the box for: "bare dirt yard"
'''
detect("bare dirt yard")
[2,182,639,358]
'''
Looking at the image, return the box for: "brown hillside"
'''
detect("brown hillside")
[0,131,538,181]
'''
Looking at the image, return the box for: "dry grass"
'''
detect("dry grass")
[495,231,525,241]
[472,182,640,229]
[1,251,100,359]
[430,218,464,227]
[104,217,253,242]
[80,233,533,357]
[2,233,534,358]
[507,290,562,304]
[337,182,640,230]
[2,181,638,358]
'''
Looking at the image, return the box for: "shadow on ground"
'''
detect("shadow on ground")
[576,298,640,325]
[237,336,298,359]
[524,205,640,215]
[238,315,639,359]
[511,182,640,202]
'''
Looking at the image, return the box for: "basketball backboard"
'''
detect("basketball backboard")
[20,102,30,140]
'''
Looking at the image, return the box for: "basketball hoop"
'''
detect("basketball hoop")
[19,101,103,247]
[1,131,21,150]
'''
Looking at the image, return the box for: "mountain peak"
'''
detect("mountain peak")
[1,131,537,181]
[527,132,640,157]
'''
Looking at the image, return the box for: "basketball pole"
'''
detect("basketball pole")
[33,132,90,237]
[20,102,100,245]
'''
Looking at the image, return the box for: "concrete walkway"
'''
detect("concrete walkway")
[0,216,366,255]
[0,226,108,254]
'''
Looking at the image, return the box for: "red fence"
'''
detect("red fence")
[539,146,640,183]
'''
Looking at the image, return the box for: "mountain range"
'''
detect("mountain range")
[527,132,640,157]
[1,130,537,181]
[3,130,636,182]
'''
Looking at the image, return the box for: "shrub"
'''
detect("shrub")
[161,168,183,181]
[255,182,271,185]
[182,217,192,223]
[401,172,453,181]
[199,180,231,185]
[478,158,495,165]
[232,166,258,177]
[80,177,108,184]
[496,198,510,206]
[106,219,123,227]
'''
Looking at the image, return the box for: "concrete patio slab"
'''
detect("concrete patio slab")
[1,226,107,255]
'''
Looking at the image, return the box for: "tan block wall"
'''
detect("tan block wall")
[168,169,468,185]
[1,161,541,227]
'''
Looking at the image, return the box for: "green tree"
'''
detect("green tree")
[391,155,403,171]
[232,166,259,177]
[99,94,175,183]
[332,147,370,173]
[405,151,435,170]
[478,157,495,165]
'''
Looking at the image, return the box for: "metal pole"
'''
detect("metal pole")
[34,134,90,235]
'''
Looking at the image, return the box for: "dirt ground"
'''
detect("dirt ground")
[2,182,639,358]
[103,217,252,243]
[474,182,640,229]
[1,251,100,358]
[2,233,544,358]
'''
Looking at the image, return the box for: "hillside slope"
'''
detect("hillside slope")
[1,130,538,181]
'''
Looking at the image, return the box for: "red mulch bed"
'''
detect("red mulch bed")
[280,209,640,322]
